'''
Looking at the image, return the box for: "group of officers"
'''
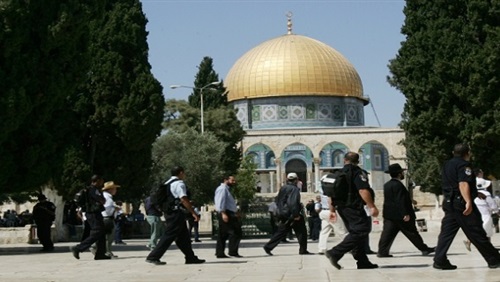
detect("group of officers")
[32,142,498,270]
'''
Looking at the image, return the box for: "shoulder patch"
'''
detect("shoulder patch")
[465,167,472,176]
[360,172,368,182]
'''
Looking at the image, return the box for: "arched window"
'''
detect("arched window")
[333,150,344,167]
[266,152,276,168]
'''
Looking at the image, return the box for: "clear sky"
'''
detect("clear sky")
[141,0,407,127]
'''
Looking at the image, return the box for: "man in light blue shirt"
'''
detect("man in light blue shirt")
[214,176,243,258]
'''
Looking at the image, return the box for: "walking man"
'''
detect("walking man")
[145,166,205,265]
[377,163,435,257]
[145,196,165,250]
[101,181,120,258]
[32,194,56,252]
[317,191,347,254]
[325,152,379,269]
[433,143,500,270]
[263,172,311,255]
[214,175,243,258]
[70,175,110,260]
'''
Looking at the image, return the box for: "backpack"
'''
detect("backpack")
[150,179,180,213]
[321,170,353,206]
[275,185,295,219]
[74,187,89,212]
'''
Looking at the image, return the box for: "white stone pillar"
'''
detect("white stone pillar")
[269,171,275,194]
[313,158,321,193]
[275,158,282,191]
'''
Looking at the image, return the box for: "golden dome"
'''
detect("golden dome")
[225,34,366,103]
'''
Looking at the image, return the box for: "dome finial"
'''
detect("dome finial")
[286,11,293,34]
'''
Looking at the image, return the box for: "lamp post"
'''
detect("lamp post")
[170,81,221,134]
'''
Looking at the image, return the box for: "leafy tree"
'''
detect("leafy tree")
[188,56,227,110]
[164,99,245,176]
[62,0,164,203]
[233,155,258,208]
[151,129,225,205]
[0,1,103,195]
[388,0,500,194]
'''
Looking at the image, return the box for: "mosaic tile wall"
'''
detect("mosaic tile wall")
[234,96,365,129]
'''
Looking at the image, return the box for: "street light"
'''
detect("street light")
[170,81,221,134]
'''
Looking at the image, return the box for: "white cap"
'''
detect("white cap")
[477,178,492,190]
[287,172,298,180]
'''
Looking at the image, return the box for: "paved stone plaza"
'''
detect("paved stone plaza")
[1,227,499,281]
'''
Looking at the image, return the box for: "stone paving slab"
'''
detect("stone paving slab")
[1,228,500,281]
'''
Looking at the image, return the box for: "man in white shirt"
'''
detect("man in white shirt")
[145,166,205,265]
[101,181,120,258]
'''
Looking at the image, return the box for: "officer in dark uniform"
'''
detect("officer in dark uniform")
[325,152,379,270]
[32,194,56,252]
[433,143,500,270]
[263,172,311,256]
[70,174,110,260]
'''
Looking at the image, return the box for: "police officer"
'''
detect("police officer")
[70,175,110,260]
[32,194,56,252]
[325,152,379,270]
[433,143,500,270]
[145,166,205,265]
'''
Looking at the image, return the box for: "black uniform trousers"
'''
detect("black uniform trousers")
[146,211,196,261]
[37,222,53,250]
[264,215,307,253]
[329,206,371,263]
[434,200,500,265]
[378,218,429,255]
[76,212,106,257]
[310,216,321,240]
[216,212,242,256]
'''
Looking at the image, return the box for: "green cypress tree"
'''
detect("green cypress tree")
[388,0,500,194]
[0,1,102,194]
[67,0,164,202]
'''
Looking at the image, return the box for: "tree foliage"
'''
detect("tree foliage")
[188,56,227,110]
[388,0,500,194]
[151,129,225,205]
[233,155,258,206]
[164,99,245,176]
[61,0,164,202]
[0,0,103,195]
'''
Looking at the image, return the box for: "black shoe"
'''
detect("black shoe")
[146,259,167,265]
[433,261,457,270]
[377,253,393,258]
[488,262,500,269]
[299,250,313,255]
[69,246,80,260]
[357,261,378,269]
[325,251,342,270]
[216,254,230,258]
[229,253,243,258]
[365,250,377,255]
[194,240,202,242]
[422,247,436,256]
[186,257,205,264]
[94,255,111,260]
[263,247,273,256]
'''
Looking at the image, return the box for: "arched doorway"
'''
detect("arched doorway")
[286,159,307,192]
